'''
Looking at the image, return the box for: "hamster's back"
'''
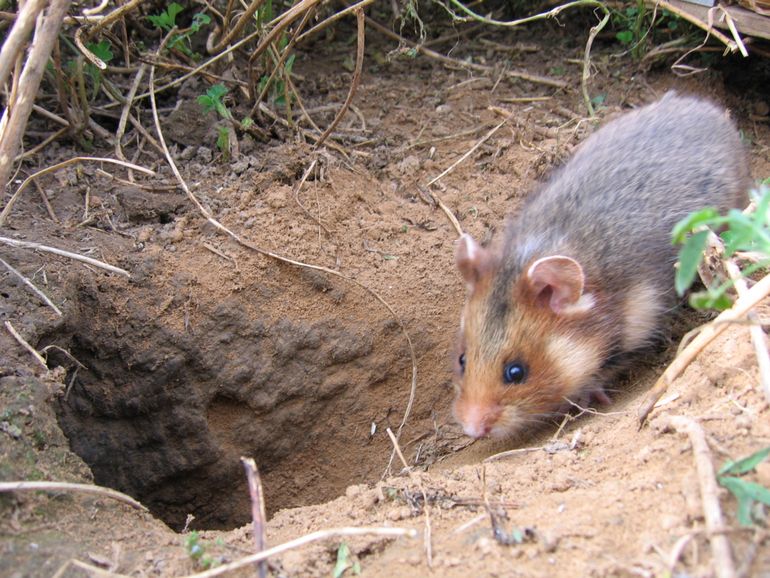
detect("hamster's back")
[505,92,751,291]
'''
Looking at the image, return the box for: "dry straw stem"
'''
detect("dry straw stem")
[4,320,47,368]
[0,156,156,227]
[181,527,417,578]
[0,236,131,278]
[147,39,418,470]
[297,0,377,43]
[651,0,741,54]
[423,107,516,237]
[386,427,433,568]
[0,0,72,192]
[0,256,62,316]
[724,256,770,404]
[241,457,268,578]
[362,17,566,90]
[314,7,365,148]
[664,416,736,578]
[292,159,332,235]
[0,0,47,91]
[440,0,609,115]
[638,271,770,425]
[0,480,148,511]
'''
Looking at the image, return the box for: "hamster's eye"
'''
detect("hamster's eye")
[503,361,528,385]
[458,353,466,373]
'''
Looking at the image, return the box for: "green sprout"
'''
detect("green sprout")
[333,542,361,578]
[197,84,231,120]
[147,3,211,58]
[718,447,770,526]
[184,530,218,570]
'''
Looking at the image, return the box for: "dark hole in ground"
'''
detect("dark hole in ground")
[42,269,408,531]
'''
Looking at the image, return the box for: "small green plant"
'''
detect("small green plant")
[184,530,218,570]
[197,84,234,159]
[673,184,770,310]
[718,447,770,526]
[147,2,211,58]
[333,542,361,578]
[256,34,296,107]
[612,0,680,59]
[215,126,230,159]
[197,84,231,120]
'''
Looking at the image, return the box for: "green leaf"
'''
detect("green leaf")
[87,40,113,64]
[719,476,754,526]
[284,53,296,75]
[333,543,352,578]
[616,30,633,45]
[216,126,230,157]
[718,476,770,526]
[675,229,708,296]
[590,93,606,107]
[191,12,211,32]
[719,446,770,476]
[147,2,184,30]
[688,290,732,311]
[671,207,719,244]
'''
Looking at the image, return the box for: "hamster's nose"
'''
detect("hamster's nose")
[462,422,490,439]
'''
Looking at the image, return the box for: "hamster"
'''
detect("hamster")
[453,92,751,439]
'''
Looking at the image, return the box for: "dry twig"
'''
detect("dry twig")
[4,320,47,368]
[0,0,72,191]
[241,457,268,578]
[665,416,736,578]
[638,272,770,425]
[183,526,417,578]
[0,256,62,316]
[315,8,365,147]
[0,156,155,227]
[0,236,130,278]
[386,428,433,568]
[0,480,148,511]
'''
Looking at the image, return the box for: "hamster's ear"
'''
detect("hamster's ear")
[526,256,595,315]
[456,234,492,292]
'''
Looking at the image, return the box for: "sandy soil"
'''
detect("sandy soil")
[2,17,770,578]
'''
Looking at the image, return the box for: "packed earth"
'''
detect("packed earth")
[1,4,770,578]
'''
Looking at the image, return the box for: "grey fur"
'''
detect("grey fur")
[486,91,750,358]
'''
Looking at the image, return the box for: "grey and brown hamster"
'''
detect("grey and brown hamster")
[453,92,751,439]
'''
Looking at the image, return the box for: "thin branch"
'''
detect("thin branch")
[315,8,365,147]
[0,0,47,93]
[0,236,131,278]
[0,156,156,227]
[0,256,62,316]
[0,480,148,511]
[654,0,738,53]
[364,15,567,89]
[4,320,47,368]
[181,527,417,578]
[638,272,770,425]
[665,416,736,578]
[724,256,770,404]
[0,0,73,191]
[241,457,268,578]
[297,0,376,43]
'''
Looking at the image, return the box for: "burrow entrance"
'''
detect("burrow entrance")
[43,251,415,531]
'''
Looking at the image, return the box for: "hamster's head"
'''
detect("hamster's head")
[452,234,603,439]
